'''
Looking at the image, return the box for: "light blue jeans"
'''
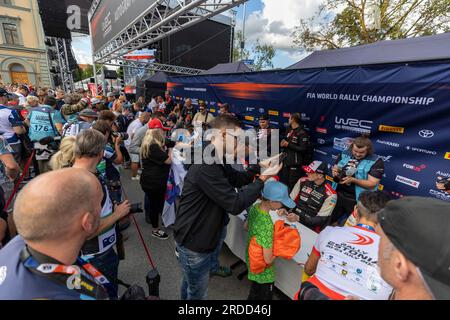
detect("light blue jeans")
[176,243,212,300]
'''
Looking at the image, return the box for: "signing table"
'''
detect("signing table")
[224,210,318,299]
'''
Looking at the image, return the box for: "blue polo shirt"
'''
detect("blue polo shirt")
[0,236,80,300]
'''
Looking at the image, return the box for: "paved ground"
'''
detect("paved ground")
[117,168,287,300]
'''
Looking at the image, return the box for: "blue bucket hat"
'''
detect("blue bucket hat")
[261,181,296,209]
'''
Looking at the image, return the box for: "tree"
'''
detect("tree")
[292,0,450,52]
[233,30,250,62]
[252,41,276,71]
[233,30,276,71]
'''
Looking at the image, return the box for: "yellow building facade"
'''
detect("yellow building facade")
[0,0,51,87]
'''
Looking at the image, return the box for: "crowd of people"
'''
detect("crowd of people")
[0,82,448,301]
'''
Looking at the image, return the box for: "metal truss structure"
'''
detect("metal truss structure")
[90,0,247,65]
[110,59,204,76]
[47,37,74,92]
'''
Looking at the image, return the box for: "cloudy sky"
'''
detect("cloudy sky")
[72,0,322,68]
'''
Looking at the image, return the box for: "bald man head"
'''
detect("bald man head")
[13,168,103,243]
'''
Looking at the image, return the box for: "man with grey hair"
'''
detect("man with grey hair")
[377,197,450,300]
[0,168,110,299]
[73,129,130,298]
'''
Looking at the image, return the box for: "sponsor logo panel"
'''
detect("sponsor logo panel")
[395,175,420,188]
[378,125,405,134]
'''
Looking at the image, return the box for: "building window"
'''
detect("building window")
[3,23,20,45]
[0,0,13,6]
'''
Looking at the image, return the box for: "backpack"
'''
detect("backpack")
[248,220,301,274]
[273,220,301,259]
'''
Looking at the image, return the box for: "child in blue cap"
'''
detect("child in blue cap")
[245,180,296,300]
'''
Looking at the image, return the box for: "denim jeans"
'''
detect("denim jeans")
[88,248,120,299]
[176,243,212,300]
[210,225,228,273]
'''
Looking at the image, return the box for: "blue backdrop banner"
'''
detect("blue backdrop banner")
[168,61,450,202]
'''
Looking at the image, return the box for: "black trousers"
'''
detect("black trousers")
[280,165,304,192]
[143,187,166,229]
[330,192,357,225]
[120,145,130,163]
[247,282,274,300]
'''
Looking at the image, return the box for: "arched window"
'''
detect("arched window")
[9,63,25,72]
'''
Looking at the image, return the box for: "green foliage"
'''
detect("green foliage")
[233,30,276,70]
[293,0,450,52]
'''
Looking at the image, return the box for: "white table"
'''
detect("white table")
[224,211,318,299]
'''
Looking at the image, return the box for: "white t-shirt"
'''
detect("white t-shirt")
[15,92,26,106]
[311,225,393,300]
[125,118,143,147]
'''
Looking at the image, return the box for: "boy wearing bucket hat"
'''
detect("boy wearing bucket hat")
[245,180,296,300]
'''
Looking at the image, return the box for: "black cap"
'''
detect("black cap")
[19,85,29,92]
[302,160,328,175]
[379,197,450,300]
[259,114,269,121]
[0,88,8,97]
[167,115,177,123]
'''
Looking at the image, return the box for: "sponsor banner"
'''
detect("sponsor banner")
[169,62,450,202]
[245,116,255,121]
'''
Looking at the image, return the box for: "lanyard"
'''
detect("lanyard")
[356,223,376,232]
[20,247,111,300]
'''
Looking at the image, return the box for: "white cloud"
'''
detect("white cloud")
[237,0,322,58]
[71,33,93,65]
[72,47,93,65]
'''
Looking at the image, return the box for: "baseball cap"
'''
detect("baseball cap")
[261,181,296,209]
[148,118,170,131]
[107,92,115,98]
[167,115,177,124]
[378,196,450,300]
[79,108,98,118]
[91,98,101,105]
[0,88,8,97]
[303,160,328,175]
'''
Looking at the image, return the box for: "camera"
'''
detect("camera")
[38,136,61,151]
[436,177,450,191]
[333,159,358,183]
[333,168,347,183]
[129,202,143,214]
[112,132,129,140]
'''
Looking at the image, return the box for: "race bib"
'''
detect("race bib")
[97,227,116,254]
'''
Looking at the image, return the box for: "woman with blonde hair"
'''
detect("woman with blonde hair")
[49,136,76,170]
[140,124,174,240]
[25,95,39,110]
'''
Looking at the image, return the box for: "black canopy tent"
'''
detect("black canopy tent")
[201,61,252,74]
[139,62,252,103]
[137,72,171,103]
[287,32,450,70]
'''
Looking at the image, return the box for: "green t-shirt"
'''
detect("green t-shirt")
[246,203,275,284]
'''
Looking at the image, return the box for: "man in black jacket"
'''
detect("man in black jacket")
[280,113,312,192]
[173,114,278,300]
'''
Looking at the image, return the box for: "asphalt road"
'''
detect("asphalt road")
[117,168,287,300]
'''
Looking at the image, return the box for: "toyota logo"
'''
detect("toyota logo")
[419,130,434,138]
